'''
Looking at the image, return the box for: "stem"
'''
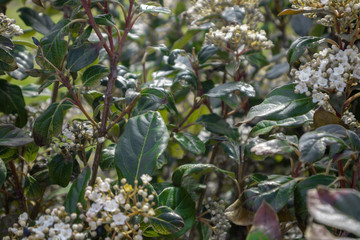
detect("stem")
[344,92,360,109]
[338,160,347,188]
[352,165,359,189]
[294,162,302,177]
[51,81,59,103]
[8,161,27,212]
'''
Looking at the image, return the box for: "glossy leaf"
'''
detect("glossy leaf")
[251,112,313,136]
[33,100,73,146]
[221,140,242,164]
[24,176,42,198]
[205,81,255,98]
[0,48,17,72]
[245,84,316,122]
[198,45,218,64]
[82,64,109,87]
[67,43,100,71]
[146,206,184,236]
[100,144,115,170]
[221,6,245,24]
[294,175,335,231]
[0,158,6,187]
[246,201,281,240]
[196,113,239,139]
[287,36,325,65]
[265,63,289,79]
[94,14,115,26]
[0,124,32,147]
[139,4,171,14]
[17,7,54,34]
[115,111,170,183]
[8,45,34,80]
[0,35,14,51]
[242,175,297,212]
[49,154,73,187]
[225,198,254,226]
[307,187,360,236]
[159,187,195,237]
[173,132,205,155]
[251,139,295,156]
[0,80,27,128]
[65,166,91,213]
[299,124,348,163]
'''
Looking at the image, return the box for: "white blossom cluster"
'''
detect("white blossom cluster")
[0,13,23,37]
[341,110,359,129]
[289,0,360,31]
[204,198,231,240]
[5,175,156,240]
[291,44,360,105]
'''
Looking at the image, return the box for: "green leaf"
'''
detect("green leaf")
[307,186,360,237]
[247,201,281,240]
[0,48,17,72]
[65,166,91,213]
[24,175,42,198]
[0,35,14,51]
[245,84,316,122]
[0,158,6,187]
[0,80,27,128]
[0,124,32,147]
[82,64,109,87]
[145,206,184,236]
[221,140,242,164]
[139,4,171,14]
[287,36,325,65]
[100,144,115,170]
[250,139,295,156]
[196,113,239,139]
[33,100,73,146]
[205,81,255,98]
[251,112,313,136]
[171,30,201,51]
[94,14,116,26]
[265,63,289,79]
[8,45,34,80]
[115,111,170,183]
[159,187,195,237]
[221,5,245,24]
[173,132,205,155]
[67,43,100,72]
[49,154,73,187]
[198,45,218,64]
[299,124,348,163]
[24,142,39,163]
[294,175,335,231]
[17,7,54,35]
[242,175,297,212]
[246,51,269,69]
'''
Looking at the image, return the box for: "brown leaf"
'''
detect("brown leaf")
[225,198,254,226]
[278,9,304,16]
[313,107,343,129]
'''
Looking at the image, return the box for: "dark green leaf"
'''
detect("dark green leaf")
[294,175,335,231]
[196,113,239,139]
[65,166,91,213]
[17,7,54,35]
[205,81,255,98]
[49,154,73,187]
[265,63,289,79]
[115,111,169,183]
[0,80,27,128]
[146,206,184,236]
[198,45,218,64]
[307,186,360,236]
[24,142,39,162]
[37,38,67,70]
[251,139,295,156]
[242,175,297,212]
[82,64,109,87]
[245,84,316,122]
[221,140,242,164]
[247,201,281,240]
[0,158,6,187]
[287,36,325,65]
[251,112,313,136]
[100,144,115,170]
[173,132,205,155]
[171,30,201,51]
[0,35,14,50]
[159,187,195,237]
[221,6,245,24]
[246,51,269,69]
[24,175,42,198]
[67,43,100,72]
[8,45,34,80]
[94,14,116,26]
[33,100,73,146]
[0,48,17,72]
[0,124,32,147]
[174,70,198,89]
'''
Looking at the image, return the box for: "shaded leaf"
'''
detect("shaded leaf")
[205,81,255,98]
[221,6,245,24]
[0,159,6,187]
[24,176,42,198]
[67,43,100,71]
[287,36,325,65]
[0,124,32,147]
[49,154,73,187]
[0,35,14,51]
[94,14,115,26]
[197,113,239,139]
[17,7,54,35]
[24,142,39,163]
[225,198,254,226]
[0,48,17,72]
[139,4,171,15]
[8,45,34,80]
[173,132,205,155]
[250,139,295,156]
[100,144,115,170]
[82,64,109,87]
[198,45,218,64]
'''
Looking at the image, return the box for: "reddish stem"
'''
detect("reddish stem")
[338,161,347,188]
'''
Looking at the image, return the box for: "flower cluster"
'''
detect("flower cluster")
[289,0,360,31]
[204,198,231,240]
[341,110,359,129]
[5,175,156,240]
[291,44,360,105]
[0,13,23,37]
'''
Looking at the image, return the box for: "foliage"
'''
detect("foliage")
[1,0,360,239]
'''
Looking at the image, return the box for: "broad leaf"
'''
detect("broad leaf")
[205,81,255,98]
[33,100,73,146]
[82,64,109,87]
[245,84,316,122]
[307,187,360,237]
[173,132,205,155]
[24,142,39,162]
[196,113,239,139]
[115,111,169,183]
[198,45,218,64]
[0,48,17,72]
[242,175,297,212]
[8,45,34,80]
[0,35,14,51]
[159,187,195,237]
[251,139,295,156]
[246,201,281,240]
[100,144,115,170]
[140,4,171,14]
[221,6,245,24]
[94,14,116,26]
[24,176,42,198]
[65,166,91,213]
[0,80,27,128]
[287,36,325,65]
[225,198,254,226]
[0,158,6,187]
[18,7,54,34]
[67,43,100,72]
[0,124,32,147]
[49,154,73,187]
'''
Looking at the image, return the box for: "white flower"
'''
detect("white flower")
[312,92,324,103]
[295,82,308,94]
[59,228,72,240]
[62,129,74,139]
[353,65,360,79]
[112,212,126,225]
[98,137,105,143]
[98,181,110,192]
[321,0,328,4]
[19,212,28,222]
[87,203,103,215]
[333,65,345,75]
[298,70,310,82]
[115,193,126,204]
[104,200,119,212]
[330,73,341,82]
[88,191,102,202]
[140,174,152,184]
[334,80,346,91]
[317,77,328,87]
